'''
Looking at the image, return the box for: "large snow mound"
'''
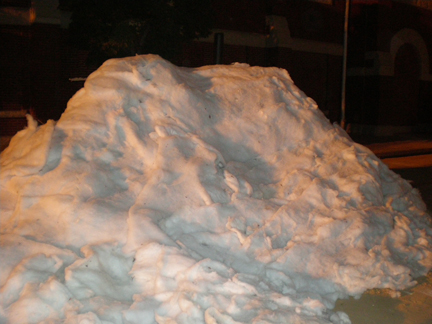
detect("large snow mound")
[1,55,432,324]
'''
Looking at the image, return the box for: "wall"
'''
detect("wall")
[347,1,432,131]
[1,0,432,146]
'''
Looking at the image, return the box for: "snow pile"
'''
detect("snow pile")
[1,55,432,324]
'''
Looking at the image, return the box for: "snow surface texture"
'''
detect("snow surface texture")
[1,55,432,324]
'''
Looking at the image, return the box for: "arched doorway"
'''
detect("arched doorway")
[386,43,421,125]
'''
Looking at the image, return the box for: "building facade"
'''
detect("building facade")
[1,0,431,149]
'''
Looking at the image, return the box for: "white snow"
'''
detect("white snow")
[1,54,432,324]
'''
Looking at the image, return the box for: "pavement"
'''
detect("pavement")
[334,272,432,324]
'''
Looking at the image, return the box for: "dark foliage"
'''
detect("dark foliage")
[67,0,213,65]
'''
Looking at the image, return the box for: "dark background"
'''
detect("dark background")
[1,0,432,145]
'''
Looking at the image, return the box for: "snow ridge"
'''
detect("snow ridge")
[1,55,431,324]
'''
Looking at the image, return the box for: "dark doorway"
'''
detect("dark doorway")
[387,43,421,125]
